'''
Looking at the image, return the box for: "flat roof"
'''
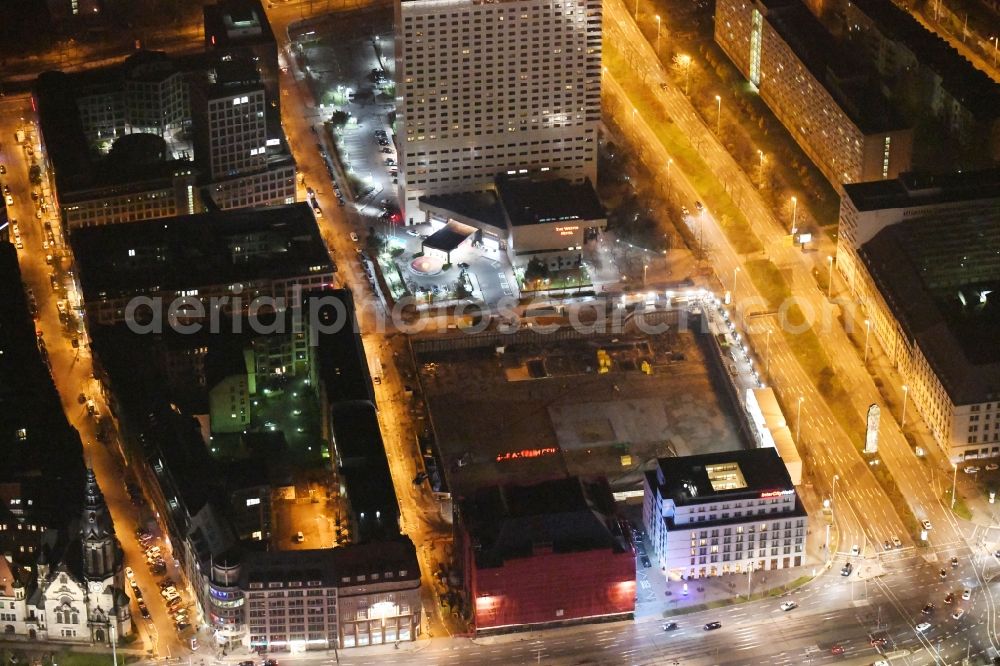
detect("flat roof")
[860,213,1000,405]
[71,203,333,301]
[419,190,506,231]
[461,477,629,569]
[759,0,907,134]
[652,448,794,505]
[846,0,1000,120]
[843,168,1000,212]
[204,0,276,49]
[422,220,476,252]
[497,176,605,227]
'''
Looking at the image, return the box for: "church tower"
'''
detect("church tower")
[81,469,119,581]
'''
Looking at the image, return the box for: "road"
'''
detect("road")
[607,0,985,574]
[0,98,190,657]
[265,0,460,639]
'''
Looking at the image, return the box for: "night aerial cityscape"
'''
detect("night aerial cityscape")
[0,0,997,663]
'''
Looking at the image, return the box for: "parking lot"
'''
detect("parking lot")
[291,9,399,225]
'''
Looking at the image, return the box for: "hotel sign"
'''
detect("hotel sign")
[759,489,794,499]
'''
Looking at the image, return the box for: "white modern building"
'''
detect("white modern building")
[394,0,602,224]
[835,169,1000,460]
[643,449,807,580]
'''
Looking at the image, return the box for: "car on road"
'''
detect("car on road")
[944,592,954,604]
[922,519,932,531]
[139,604,150,619]
[703,621,722,631]
[840,562,853,577]
[4,195,12,206]
[962,588,972,600]
[883,540,892,551]
[639,556,651,569]
[680,205,689,216]
[240,661,255,666]
[939,568,947,579]
[869,635,888,647]
[125,567,134,579]
[0,164,5,174]
[829,645,845,655]
[662,622,678,632]
[694,201,704,212]
[915,622,931,632]
[850,544,860,556]
[350,232,359,243]
[921,603,934,614]
[964,466,980,474]
[295,531,305,543]
[893,536,903,548]
[986,463,999,471]
[951,556,959,567]
[952,609,965,620]
[779,601,797,612]
[175,622,190,631]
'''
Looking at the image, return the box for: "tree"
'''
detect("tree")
[524,257,549,284]
[453,279,472,300]
[329,110,350,127]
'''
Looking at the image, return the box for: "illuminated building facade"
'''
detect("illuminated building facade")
[418,175,606,271]
[714,0,912,190]
[644,449,808,579]
[459,477,635,635]
[836,169,1000,460]
[395,0,602,224]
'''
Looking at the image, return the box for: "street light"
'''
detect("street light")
[715,95,722,134]
[677,54,692,95]
[990,35,999,67]
[632,107,638,126]
[731,266,740,300]
[655,15,662,54]
[951,461,958,509]
[634,0,639,20]
[863,318,871,363]
[796,396,804,444]
[826,256,834,299]
[901,384,910,427]
[790,196,798,234]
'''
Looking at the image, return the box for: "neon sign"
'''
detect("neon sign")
[759,489,794,499]
[555,225,580,236]
[496,447,558,462]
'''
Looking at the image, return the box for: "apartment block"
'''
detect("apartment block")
[836,169,1000,459]
[836,0,1000,163]
[70,204,335,325]
[715,0,912,190]
[644,449,808,579]
[395,0,602,224]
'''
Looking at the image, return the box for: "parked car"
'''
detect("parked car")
[915,622,931,632]
[139,604,150,619]
[952,609,965,620]
[962,588,972,600]
[892,536,903,548]
[350,232,359,243]
[922,519,933,531]
[125,567,135,579]
[964,466,980,474]
[986,463,999,471]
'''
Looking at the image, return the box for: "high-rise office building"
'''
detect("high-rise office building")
[192,59,269,182]
[394,0,602,224]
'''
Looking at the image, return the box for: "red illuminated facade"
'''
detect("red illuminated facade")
[458,477,635,634]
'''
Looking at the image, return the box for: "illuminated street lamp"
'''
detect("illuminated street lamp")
[990,36,999,67]
[901,384,909,429]
[826,256,834,299]
[863,318,871,363]
[655,15,662,54]
[951,460,958,509]
[731,266,740,300]
[676,54,692,95]
[715,95,722,134]
[790,196,798,234]
[634,0,639,20]
[796,396,804,444]
[632,107,638,126]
